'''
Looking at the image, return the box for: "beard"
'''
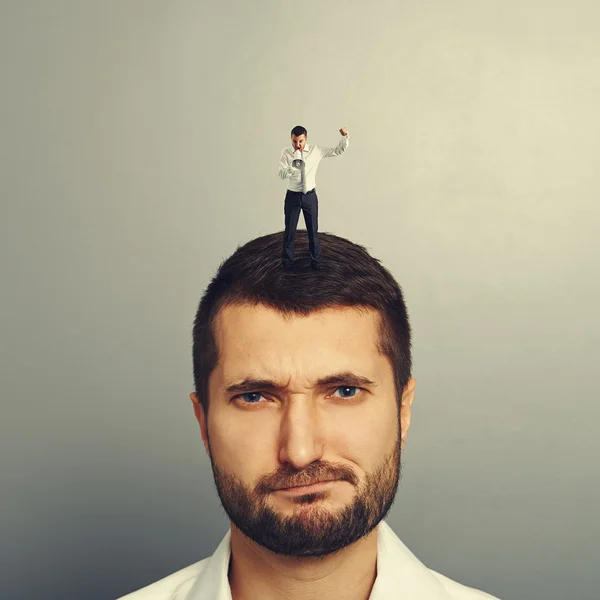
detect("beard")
[207,429,401,558]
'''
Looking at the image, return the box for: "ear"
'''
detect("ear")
[400,378,416,449]
[190,392,211,457]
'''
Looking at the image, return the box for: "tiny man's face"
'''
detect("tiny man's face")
[291,134,306,151]
[191,303,415,557]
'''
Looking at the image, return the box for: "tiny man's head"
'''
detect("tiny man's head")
[190,231,415,558]
[291,125,307,151]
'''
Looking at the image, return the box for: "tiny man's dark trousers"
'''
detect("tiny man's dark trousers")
[282,188,321,266]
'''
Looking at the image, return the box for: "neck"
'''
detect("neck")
[228,525,378,600]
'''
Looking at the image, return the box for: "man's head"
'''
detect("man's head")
[291,125,307,151]
[191,231,414,558]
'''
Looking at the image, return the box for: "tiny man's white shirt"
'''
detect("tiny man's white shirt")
[117,520,500,600]
[278,135,349,194]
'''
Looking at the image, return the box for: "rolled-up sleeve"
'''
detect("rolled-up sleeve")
[278,150,296,179]
[320,135,349,158]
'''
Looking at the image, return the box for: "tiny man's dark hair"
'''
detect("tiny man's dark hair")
[192,231,412,417]
[291,125,307,138]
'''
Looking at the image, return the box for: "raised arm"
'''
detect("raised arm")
[278,149,298,180]
[320,128,350,158]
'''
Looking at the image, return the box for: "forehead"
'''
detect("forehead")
[212,303,384,381]
[291,134,306,140]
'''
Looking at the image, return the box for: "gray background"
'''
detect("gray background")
[1,1,599,599]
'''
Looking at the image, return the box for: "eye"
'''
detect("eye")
[332,386,360,399]
[237,392,266,404]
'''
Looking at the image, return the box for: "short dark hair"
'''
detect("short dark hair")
[291,125,307,137]
[192,231,412,416]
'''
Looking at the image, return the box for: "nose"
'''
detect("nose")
[278,400,324,470]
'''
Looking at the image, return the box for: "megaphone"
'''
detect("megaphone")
[292,149,304,169]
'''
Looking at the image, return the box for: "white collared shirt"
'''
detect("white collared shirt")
[278,135,350,194]
[117,520,500,599]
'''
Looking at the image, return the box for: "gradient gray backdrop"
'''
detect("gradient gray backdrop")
[2,1,599,599]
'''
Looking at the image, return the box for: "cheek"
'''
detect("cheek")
[328,405,398,465]
[208,415,276,481]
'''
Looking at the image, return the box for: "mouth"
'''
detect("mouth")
[274,480,339,495]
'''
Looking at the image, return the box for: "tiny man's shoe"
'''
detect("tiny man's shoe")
[282,261,292,271]
[310,262,322,271]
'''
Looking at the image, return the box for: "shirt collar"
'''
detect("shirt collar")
[292,144,310,153]
[183,520,452,600]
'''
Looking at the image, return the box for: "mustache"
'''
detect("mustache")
[256,461,359,494]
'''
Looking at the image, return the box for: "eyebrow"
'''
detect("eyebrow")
[224,372,378,395]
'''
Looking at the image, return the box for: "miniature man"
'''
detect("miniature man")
[278,125,349,270]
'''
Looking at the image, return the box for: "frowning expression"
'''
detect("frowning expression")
[192,303,415,556]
